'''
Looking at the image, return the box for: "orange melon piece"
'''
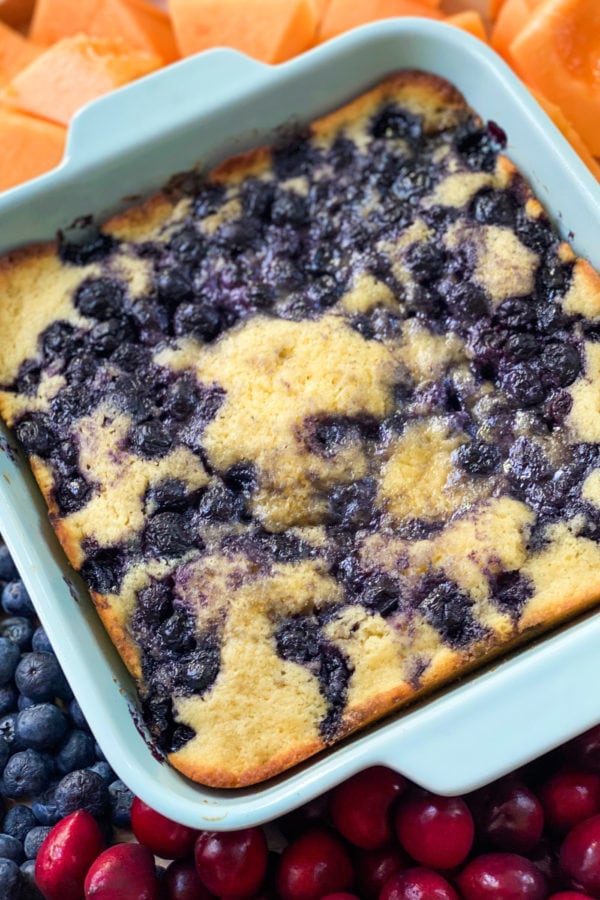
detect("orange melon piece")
[489,0,508,19]
[0,20,41,86]
[531,89,600,180]
[446,10,488,40]
[2,35,161,126]
[510,0,600,155]
[0,108,65,191]
[491,0,544,63]
[318,0,443,43]
[30,0,178,63]
[168,0,317,63]
[0,0,35,30]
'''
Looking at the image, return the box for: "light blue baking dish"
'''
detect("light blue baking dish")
[0,18,599,829]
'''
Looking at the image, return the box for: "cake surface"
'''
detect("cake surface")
[2,70,600,787]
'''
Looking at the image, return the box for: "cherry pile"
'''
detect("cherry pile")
[26,730,600,899]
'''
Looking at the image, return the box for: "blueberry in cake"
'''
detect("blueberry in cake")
[1,71,600,787]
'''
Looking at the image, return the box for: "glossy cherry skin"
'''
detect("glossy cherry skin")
[566,727,600,773]
[560,814,600,896]
[276,827,354,900]
[394,792,474,869]
[456,852,549,899]
[131,797,199,859]
[547,893,597,898]
[541,770,600,833]
[475,778,544,853]
[163,858,216,900]
[194,828,268,899]
[84,842,159,899]
[35,810,106,900]
[380,867,459,900]
[354,844,409,899]
[278,793,331,841]
[329,766,406,849]
[319,895,360,900]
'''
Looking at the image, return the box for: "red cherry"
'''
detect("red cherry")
[194,828,268,899]
[319,895,360,900]
[394,792,474,869]
[541,770,600,833]
[475,778,544,853]
[84,843,158,899]
[163,858,216,900]
[329,766,406,849]
[276,827,354,900]
[560,814,600,896]
[529,839,563,893]
[380,867,459,900]
[131,797,199,859]
[278,793,331,841]
[34,810,105,900]
[456,852,548,899]
[355,844,409,899]
[547,893,597,898]
[565,727,600,773]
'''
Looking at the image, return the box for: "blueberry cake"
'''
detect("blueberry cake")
[1,72,600,788]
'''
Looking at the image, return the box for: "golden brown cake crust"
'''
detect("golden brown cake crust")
[2,70,600,787]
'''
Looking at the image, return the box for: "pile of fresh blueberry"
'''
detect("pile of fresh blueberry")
[3,534,600,899]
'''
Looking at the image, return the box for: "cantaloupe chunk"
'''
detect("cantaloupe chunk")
[0,108,65,191]
[446,10,488,40]
[0,0,35,30]
[491,0,544,63]
[510,0,600,155]
[30,0,178,63]
[168,0,317,63]
[531,89,600,180]
[318,0,443,44]
[0,20,41,86]
[2,35,161,126]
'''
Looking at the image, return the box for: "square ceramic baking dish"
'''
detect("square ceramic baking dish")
[1,18,600,830]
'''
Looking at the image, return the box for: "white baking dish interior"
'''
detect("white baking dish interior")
[0,19,599,829]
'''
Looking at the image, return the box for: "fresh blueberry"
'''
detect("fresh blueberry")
[68,698,88,731]
[0,639,20,687]
[93,741,106,762]
[31,789,61,827]
[89,761,116,785]
[23,826,51,860]
[0,686,16,717]
[31,628,52,654]
[2,806,36,843]
[16,704,68,753]
[0,858,21,897]
[17,696,36,712]
[54,769,108,818]
[0,736,9,772]
[108,780,134,827]
[0,833,24,863]
[20,858,43,899]
[1,749,52,799]
[0,618,34,651]
[14,652,71,702]
[0,714,22,752]
[55,729,95,775]
[1,582,34,618]
[0,548,18,583]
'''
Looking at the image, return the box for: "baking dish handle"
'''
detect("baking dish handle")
[65,49,272,170]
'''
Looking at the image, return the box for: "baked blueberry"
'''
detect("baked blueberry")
[143,512,198,559]
[130,420,173,459]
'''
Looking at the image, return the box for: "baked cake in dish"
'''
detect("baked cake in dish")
[1,71,600,788]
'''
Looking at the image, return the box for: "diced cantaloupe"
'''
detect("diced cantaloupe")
[0,0,35,30]
[0,108,65,191]
[491,0,544,63]
[0,20,41,86]
[168,0,317,63]
[489,0,508,19]
[318,0,443,44]
[30,0,178,63]
[2,34,161,127]
[531,88,600,180]
[510,0,600,155]
[446,10,488,40]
